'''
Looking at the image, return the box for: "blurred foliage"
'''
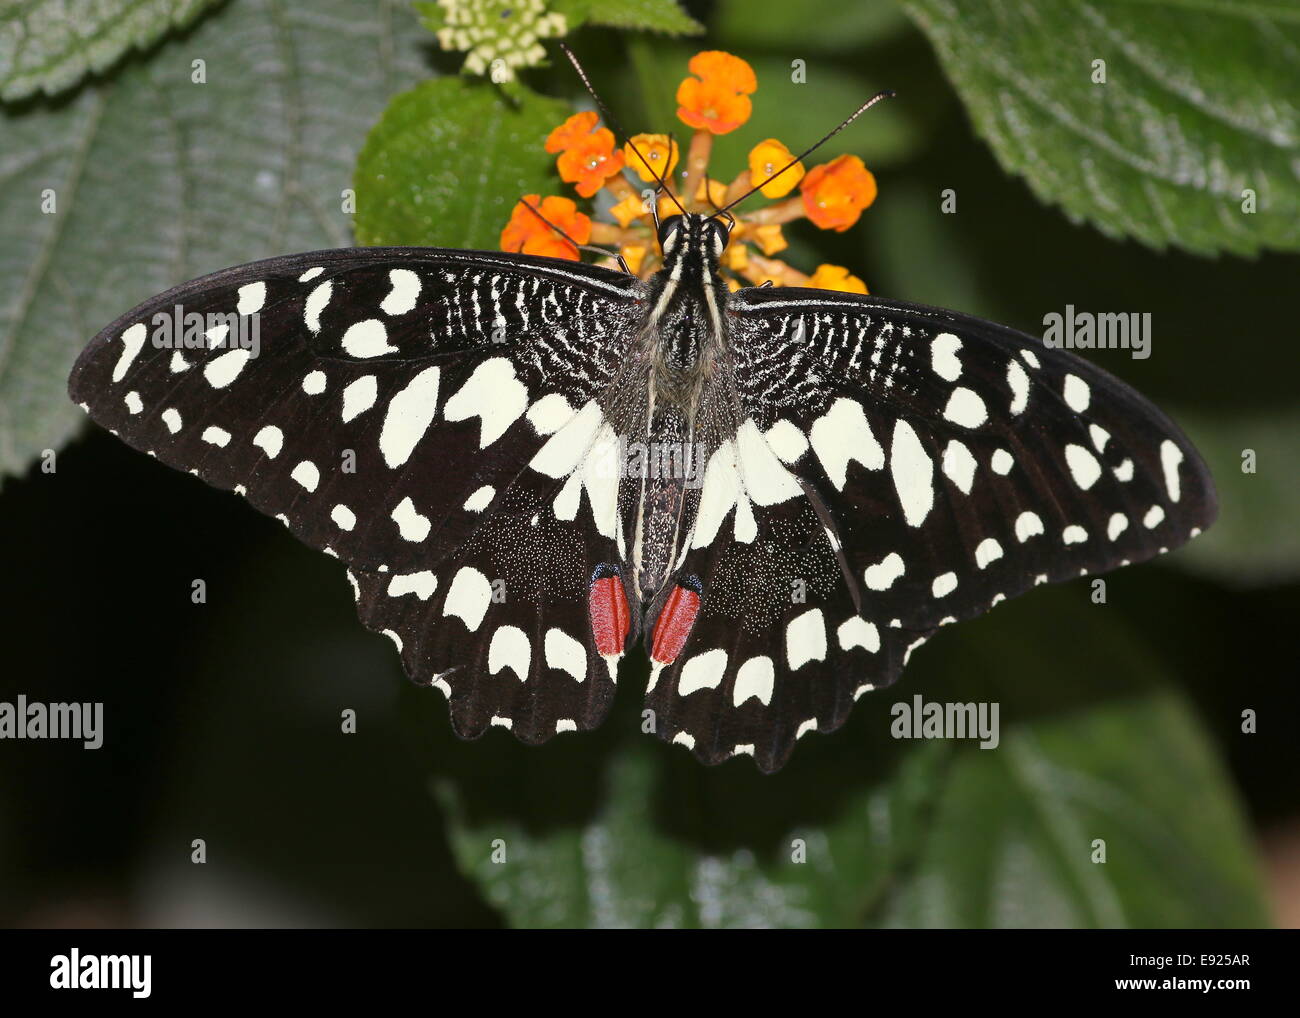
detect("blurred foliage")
[0,0,221,100]
[0,0,1294,929]
[904,0,1300,256]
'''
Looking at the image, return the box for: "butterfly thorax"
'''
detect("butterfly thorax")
[623,213,733,602]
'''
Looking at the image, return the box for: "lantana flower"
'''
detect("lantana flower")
[501,50,879,292]
[500,194,590,260]
[420,0,567,80]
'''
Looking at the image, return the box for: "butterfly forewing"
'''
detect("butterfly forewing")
[69,247,648,738]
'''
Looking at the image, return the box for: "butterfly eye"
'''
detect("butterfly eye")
[658,215,683,255]
[708,220,730,257]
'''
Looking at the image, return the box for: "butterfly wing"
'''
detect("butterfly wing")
[643,287,1215,771]
[69,247,646,739]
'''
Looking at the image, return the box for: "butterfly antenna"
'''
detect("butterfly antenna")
[516,197,632,273]
[559,42,688,218]
[713,89,896,219]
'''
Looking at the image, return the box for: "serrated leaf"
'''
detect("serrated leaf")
[352,79,569,250]
[0,0,222,101]
[903,0,1300,256]
[555,0,703,36]
[0,0,434,482]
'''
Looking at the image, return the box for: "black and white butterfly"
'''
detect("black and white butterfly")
[67,206,1215,772]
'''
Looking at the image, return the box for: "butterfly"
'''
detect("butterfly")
[66,77,1215,774]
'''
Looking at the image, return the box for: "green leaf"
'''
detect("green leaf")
[353,79,568,250]
[440,591,1267,928]
[439,736,949,928]
[554,0,703,36]
[0,0,222,101]
[1167,410,1300,584]
[902,0,1300,255]
[0,0,434,482]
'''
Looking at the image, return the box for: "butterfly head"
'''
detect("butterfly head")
[657,213,730,271]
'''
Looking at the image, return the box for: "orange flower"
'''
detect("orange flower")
[804,264,868,294]
[747,139,804,199]
[624,134,679,184]
[800,154,877,232]
[676,51,757,135]
[546,111,625,198]
[500,195,591,261]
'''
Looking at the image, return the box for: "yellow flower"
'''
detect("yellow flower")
[624,134,679,184]
[722,242,748,271]
[610,192,649,228]
[804,264,868,294]
[694,177,727,208]
[749,223,787,256]
[620,244,648,275]
[747,139,804,199]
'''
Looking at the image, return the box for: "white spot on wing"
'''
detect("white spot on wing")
[943,387,987,428]
[342,318,396,358]
[379,365,441,467]
[443,567,492,631]
[1062,524,1088,544]
[341,375,378,422]
[544,628,587,682]
[941,439,976,494]
[890,420,934,526]
[463,485,495,512]
[975,538,1003,568]
[932,572,958,597]
[488,625,530,680]
[786,608,826,670]
[161,408,182,433]
[443,357,528,449]
[1160,440,1184,502]
[764,419,809,464]
[837,617,879,653]
[809,399,884,489]
[1063,373,1091,412]
[291,460,320,491]
[236,282,266,315]
[305,281,332,333]
[204,349,251,388]
[1007,359,1029,415]
[302,370,326,395]
[124,391,143,414]
[201,426,231,447]
[387,571,437,599]
[864,552,905,591]
[930,333,962,381]
[252,424,283,458]
[1064,444,1102,489]
[112,324,147,382]
[679,648,728,695]
[391,496,430,542]
[1015,511,1043,542]
[526,393,575,435]
[733,655,775,706]
[331,504,355,530]
[380,268,421,316]
[1108,513,1128,540]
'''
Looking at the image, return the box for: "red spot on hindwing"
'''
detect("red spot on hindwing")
[589,576,630,657]
[650,585,701,665]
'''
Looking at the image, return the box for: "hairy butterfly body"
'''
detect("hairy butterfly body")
[68,211,1215,772]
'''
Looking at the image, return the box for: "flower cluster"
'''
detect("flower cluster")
[501,50,878,292]
[421,0,567,80]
